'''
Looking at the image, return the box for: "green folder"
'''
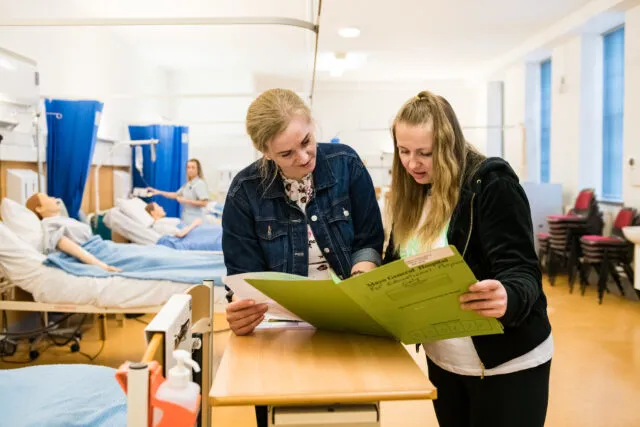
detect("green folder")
[245,245,504,344]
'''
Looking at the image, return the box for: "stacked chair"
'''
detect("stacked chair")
[539,189,604,289]
[578,207,637,304]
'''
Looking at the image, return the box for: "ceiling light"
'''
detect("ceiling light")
[338,27,360,38]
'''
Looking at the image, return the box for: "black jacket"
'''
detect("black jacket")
[384,154,552,369]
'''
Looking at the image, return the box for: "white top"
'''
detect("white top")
[41,216,93,254]
[177,177,209,225]
[402,199,553,377]
[151,217,181,236]
[283,174,330,280]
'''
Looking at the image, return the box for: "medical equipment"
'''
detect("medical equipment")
[0,117,19,130]
[5,168,44,204]
[145,294,193,371]
[132,187,152,198]
[93,138,158,213]
[113,169,132,205]
[118,285,213,427]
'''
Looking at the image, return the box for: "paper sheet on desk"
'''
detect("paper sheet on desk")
[222,273,304,321]
[255,314,314,330]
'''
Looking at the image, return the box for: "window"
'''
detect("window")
[540,59,552,183]
[602,26,625,201]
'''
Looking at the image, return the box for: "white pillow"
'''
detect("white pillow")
[0,222,45,287]
[116,197,154,228]
[0,197,45,253]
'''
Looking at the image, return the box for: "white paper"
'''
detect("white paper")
[222,273,303,321]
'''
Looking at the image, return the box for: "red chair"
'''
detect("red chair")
[536,191,595,273]
[544,189,603,289]
[579,207,637,304]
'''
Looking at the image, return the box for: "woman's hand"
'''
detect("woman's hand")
[226,299,269,336]
[350,261,377,277]
[459,280,507,318]
[176,196,185,204]
[147,187,159,196]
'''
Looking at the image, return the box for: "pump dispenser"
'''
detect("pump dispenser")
[153,350,201,426]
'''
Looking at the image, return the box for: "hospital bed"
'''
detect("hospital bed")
[0,199,226,342]
[0,285,215,427]
[103,197,222,247]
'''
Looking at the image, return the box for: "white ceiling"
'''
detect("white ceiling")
[317,0,596,80]
[0,0,598,82]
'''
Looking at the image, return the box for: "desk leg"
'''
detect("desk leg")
[267,403,380,426]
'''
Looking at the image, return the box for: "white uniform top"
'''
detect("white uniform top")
[151,217,181,236]
[41,216,93,254]
[401,199,553,377]
[177,177,209,225]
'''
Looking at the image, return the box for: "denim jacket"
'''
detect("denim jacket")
[222,143,384,280]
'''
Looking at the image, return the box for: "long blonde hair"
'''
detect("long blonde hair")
[245,88,312,181]
[389,91,484,251]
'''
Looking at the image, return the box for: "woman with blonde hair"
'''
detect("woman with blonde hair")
[384,91,552,427]
[222,88,384,426]
[148,158,209,225]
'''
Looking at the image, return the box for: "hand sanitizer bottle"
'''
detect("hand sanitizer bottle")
[153,349,201,426]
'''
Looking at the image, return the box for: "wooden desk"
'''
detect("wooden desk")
[210,327,436,408]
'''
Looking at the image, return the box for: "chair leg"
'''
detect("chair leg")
[597,261,609,304]
[609,261,625,296]
[568,250,576,294]
[622,262,634,286]
[579,261,590,296]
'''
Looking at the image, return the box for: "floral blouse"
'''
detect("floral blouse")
[283,173,330,279]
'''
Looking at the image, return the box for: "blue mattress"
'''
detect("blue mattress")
[0,364,126,427]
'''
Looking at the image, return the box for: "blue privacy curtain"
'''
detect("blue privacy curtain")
[129,125,189,218]
[45,99,103,219]
[172,126,190,219]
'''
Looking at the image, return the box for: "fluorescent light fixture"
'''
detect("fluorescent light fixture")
[316,51,368,78]
[338,27,361,38]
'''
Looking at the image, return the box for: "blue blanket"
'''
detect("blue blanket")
[45,236,227,284]
[157,223,223,251]
[0,364,126,427]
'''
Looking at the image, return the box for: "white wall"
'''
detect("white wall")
[502,65,527,178]
[168,70,257,195]
[524,62,542,183]
[0,27,169,166]
[312,79,488,188]
[549,36,583,206]
[180,77,489,193]
[493,2,640,216]
[623,5,640,208]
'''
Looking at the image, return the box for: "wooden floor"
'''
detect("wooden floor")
[1,277,639,426]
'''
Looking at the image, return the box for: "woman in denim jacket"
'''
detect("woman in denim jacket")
[222,88,384,337]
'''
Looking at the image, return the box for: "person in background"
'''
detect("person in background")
[221,88,385,427]
[147,158,209,225]
[145,202,202,238]
[384,91,553,427]
[26,193,120,272]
